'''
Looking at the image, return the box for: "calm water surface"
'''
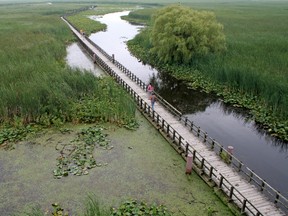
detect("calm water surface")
[66,11,288,197]
[66,42,104,76]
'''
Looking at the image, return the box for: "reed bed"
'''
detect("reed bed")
[0,3,136,127]
[126,2,288,140]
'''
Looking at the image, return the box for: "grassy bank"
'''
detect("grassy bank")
[125,2,288,141]
[0,112,235,216]
[0,2,239,215]
[0,3,137,130]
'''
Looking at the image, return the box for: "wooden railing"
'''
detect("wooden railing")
[89,50,265,216]
[62,16,288,215]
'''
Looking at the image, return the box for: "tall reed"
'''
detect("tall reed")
[0,3,136,126]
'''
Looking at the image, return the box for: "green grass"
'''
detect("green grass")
[0,3,137,127]
[126,1,288,141]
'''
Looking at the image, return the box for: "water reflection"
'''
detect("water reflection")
[69,10,288,197]
[65,42,104,76]
[89,11,159,83]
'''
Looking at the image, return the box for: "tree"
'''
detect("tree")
[150,5,226,64]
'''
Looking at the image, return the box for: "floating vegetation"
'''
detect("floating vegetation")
[53,126,111,179]
[0,125,40,149]
[111,199,171,216]
[123,119,140,130]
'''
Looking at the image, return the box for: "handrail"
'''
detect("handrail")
[90,50,266,215]
[61,15,287,215]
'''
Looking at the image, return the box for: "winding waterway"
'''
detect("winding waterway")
[66,11,288,198]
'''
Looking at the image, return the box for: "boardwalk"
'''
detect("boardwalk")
[62,17,286,216]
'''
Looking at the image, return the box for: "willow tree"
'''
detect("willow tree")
[150,5,226,64]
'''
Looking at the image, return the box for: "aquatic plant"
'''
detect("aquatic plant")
[53,125,111,178]
[111,199,171,216]
[126,3,288,141]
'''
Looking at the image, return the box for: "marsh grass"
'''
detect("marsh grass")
[0,3,137,129]
[128,2,288,117]
[127,2,288,140]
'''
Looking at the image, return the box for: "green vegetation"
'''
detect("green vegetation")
[126,2,288,141]
[1,112,235,215]
[121,8,155,25]
[150,5,226,64]
[65,5,132,35]
[53,125,111,178]
[20,198,171,216]
[0,3,137,146]
[111,199,171,216]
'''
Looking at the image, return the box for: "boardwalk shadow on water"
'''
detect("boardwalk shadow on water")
[152,70,288,198]
[0,112,234,216]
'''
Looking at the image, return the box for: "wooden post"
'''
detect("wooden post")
[185,153,193,174]
[241,199,247,214]
[112,54,115,64]
[204,132,207,142]
[190,121,194,131]
[229,186,234,202]
[275,192,280,204]
[219,175,224,188]
[93,53,96,63]
[249,170,254,182]
[185,143,189,157]
[211,139,215,150]
[179,136,182,146]
[238,162,242,172]
[200,158,205,175]
[208,167,214,181]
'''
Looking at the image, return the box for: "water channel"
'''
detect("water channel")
[66,11,288,198]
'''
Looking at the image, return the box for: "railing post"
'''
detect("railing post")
[274,192,280,204]
[179,136,182,146]
[166,124,170,135]
[197,127,200,137]
[204,132,207,142]
[112,54,115,64]
[229,186,234,202]
[249,170,254,182]
[211,139,215,150]
[190,121,194,131]
[185,116,188,126]
[219,175,224,188]
[156,114,159,124]
[208,167,213,181]
[185,143,189,157]
[238,162,242,172]
[219,146,223,155]
[241,199,247,214]
[200,158,205,175]
[261,180,265,191]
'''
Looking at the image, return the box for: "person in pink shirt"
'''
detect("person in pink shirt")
[147,83,154,96]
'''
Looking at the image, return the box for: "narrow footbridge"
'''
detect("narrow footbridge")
[62,17,287,216]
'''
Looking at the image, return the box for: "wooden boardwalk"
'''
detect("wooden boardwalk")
[62,17,286,216]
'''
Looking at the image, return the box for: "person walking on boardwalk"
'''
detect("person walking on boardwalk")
[147,83,154,96]
[150,92,156,111]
